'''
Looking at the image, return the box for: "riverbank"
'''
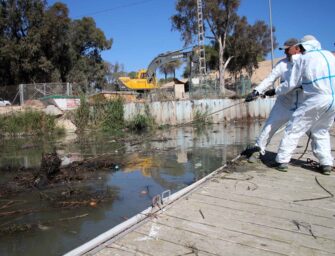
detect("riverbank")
[0,97,276,133]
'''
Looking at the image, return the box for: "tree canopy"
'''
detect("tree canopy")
[171,0,276,94]
[0,0,112,88]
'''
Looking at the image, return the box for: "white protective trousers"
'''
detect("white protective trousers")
[256,93,301,154]
[254,56,303,154]
[276,95,335,165]
[275,40,335,166]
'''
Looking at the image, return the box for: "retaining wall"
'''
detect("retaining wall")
[124,98,275,125]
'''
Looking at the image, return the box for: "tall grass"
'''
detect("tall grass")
[0,110,64,136]
[193,109,212,126]
[74,96,156,134]
[100,98,125,132]
[74,94,90,132]
[75,96,125,134]
[127,104,155,132]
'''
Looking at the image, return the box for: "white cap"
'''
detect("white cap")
[300,35,317,43]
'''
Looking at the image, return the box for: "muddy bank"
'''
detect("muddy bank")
[0,151,127,196]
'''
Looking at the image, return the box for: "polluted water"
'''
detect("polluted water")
[0,122,263,256]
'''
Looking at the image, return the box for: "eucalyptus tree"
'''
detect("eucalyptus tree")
[172,0,240,94]
[0,0,47,85]
[41,2,71,82]
[226,17,277,78]
[0,0,112,89]
[67,16,112,89]
[172,0,275,95]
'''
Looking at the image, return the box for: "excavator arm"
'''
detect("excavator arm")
[146,50,194,83]
[118,49,196,91]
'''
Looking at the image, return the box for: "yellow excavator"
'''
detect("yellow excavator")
[117,49,197,91]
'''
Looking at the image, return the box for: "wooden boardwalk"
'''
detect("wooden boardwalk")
[82,133,335,256]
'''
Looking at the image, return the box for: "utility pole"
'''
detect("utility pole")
[197,0,206,76]
[269,0,274,69]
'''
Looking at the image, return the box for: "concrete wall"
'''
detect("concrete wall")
[124,98,275,125]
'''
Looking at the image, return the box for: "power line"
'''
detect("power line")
[74,0,156,18]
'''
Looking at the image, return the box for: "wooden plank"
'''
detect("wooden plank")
[149,214,335,256]
[164,199,335,254]
[197,185,334,218]
[149,215,291,255]
[213,168,335,191]
[207,174,335,203]
[135,219,286,256]
[187,194,335,240]
[113,231,203,256]
[92,244,149,256]
[243,170,335,190]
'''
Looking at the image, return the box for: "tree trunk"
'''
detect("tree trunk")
[218,36,225,95]
[218,33,234,96]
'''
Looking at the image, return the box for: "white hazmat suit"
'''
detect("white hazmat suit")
[254,54,303,155]
[275,39,335,166]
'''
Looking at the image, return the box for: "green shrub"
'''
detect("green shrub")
[0,110,63,136]
[101,98,125,131]
[127,105,155,132]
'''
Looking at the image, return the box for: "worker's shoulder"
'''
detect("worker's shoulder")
[273,58,289,69]
[277,57,289,64]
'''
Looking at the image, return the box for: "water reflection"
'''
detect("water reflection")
[0,122,262,256]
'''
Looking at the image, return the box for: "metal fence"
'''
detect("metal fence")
[189,78,221,99]
[189,76,252,99]
[7,75,253,106]
[234,76,252,96]
[18,83,71,105]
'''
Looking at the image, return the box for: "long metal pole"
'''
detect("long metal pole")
[269,0,274,69]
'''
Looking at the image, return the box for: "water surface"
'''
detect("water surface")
[0,122,262,256]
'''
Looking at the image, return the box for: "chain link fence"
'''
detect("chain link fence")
[189,75,252,99]
[4,75,253,106]
[189,78,221,99]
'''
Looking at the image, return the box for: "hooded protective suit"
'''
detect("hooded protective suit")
[254,54,303,154]
[275,39,335,166]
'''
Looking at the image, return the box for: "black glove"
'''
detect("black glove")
[264,88,276,97]
[245,90,259,102]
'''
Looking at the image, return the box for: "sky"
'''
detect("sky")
[48,0,335,75]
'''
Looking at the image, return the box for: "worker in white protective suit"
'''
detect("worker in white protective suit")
[275,35,335,175]
[244,38,303,162]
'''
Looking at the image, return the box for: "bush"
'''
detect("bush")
[0,110,63,136]
[127,105,155,132]
[101,98,124,131]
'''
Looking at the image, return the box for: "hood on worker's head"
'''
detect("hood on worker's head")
[299,35,321,52]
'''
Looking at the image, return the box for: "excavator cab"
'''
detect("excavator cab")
[118,69,158,91]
